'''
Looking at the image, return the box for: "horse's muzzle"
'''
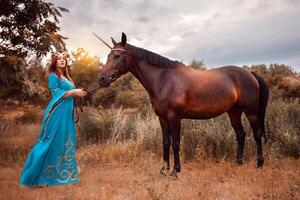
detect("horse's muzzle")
[98,75,110,87]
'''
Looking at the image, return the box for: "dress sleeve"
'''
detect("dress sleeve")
[48,73,66,98]
[38,73,69,143]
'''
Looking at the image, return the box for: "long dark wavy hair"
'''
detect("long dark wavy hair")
[48,53,73,83]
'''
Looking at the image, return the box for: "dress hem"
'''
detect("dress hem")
[20,177,80,188]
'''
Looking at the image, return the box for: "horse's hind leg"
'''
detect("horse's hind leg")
[227,105,245,165]
[159,117,171,175]
[244,111,264,168]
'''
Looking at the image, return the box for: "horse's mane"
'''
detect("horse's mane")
[125,43,181,68]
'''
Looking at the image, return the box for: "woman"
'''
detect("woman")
[20,52,87,187]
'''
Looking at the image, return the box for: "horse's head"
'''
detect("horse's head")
[98,32,128,87]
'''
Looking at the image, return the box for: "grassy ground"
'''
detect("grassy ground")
[0,104,299,200]
[1,151,299,200]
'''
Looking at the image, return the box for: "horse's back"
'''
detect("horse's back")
[155,65,260,119]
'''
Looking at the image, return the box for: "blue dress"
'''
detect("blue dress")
[20,73,80,186]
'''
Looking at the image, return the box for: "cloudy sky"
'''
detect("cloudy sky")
[50,0,300,71]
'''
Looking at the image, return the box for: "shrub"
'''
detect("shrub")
[76,106,136,146]
[15,106,43,124]
[133,108,161,154]
[182,115,237,161]
[76,107,113,146]
[266,99,300,158]
[76,98,300,160]
[115,90,138,107]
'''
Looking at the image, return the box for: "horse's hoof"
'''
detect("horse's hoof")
[169,170,178,178]
[236,159,243,165]
[257,159,264,169]
[257,164,263,169]
[160,170,166,176]
[160,162,169,176]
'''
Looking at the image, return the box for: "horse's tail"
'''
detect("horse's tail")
[251,72,269,143]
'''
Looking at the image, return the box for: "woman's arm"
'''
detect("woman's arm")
[63,88,87,99]
[63,90,76,99]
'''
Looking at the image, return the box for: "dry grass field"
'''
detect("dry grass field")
[0,103,299,200]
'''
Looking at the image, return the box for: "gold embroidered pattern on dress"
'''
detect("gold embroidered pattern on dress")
[42,134,79,183]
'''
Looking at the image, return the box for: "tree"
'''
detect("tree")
[70,48,103,88]
[0,0,68,99]
[0,0,68,57]
[70,48,103,105]
[188,59,206,70]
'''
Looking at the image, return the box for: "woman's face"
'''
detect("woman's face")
[56,54,66,68]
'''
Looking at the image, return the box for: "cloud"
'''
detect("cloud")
[50,0,300,71]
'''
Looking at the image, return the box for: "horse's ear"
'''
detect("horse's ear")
[121,32,127,46]
[111,37,117,46]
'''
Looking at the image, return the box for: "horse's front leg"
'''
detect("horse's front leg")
[159,117,171,175]
[169,117,181,178]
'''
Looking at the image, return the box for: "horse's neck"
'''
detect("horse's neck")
[129,60,166,97]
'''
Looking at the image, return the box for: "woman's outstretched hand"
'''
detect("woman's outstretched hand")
[73,88,87,97]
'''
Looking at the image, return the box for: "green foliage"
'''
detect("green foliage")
[0,0,68,58]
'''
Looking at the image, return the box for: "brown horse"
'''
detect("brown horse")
[97,32,269,178]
